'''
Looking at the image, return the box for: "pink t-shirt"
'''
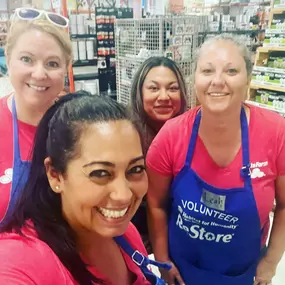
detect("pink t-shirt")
[0,95,36,221]
[0,223,151,285]
[147,104,285,243]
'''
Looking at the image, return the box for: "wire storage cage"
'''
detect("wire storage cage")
[114,16,208,108]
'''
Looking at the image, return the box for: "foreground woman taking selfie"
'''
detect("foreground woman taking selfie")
[0,92,170,285]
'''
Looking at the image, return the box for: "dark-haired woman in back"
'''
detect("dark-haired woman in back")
[130,57,188,251]
[0,91,170,285]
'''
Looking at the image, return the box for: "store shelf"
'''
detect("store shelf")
[200,29,265,35]
[265,29,285,34]
[257,46,285,52]
[253,66,285,75]
[73,73,98,81]
[246,100,285,116]
[71,34,96,39]
[73,59,97,67]
[250,82,285,93]
[272,8,285,14]
[192,1,271,9]
[263,43,285,48]
[273,5,285,9]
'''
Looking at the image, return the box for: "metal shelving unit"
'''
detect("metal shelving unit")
[115,15,208,107]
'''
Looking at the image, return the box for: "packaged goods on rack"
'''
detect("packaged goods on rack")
[69,7,133,100]
[252,69,285,86]
[69,11,97,64]
[248,4,285,117]
[255,89,285,109]
[69,13,96,35]
[271,12,285,28]
[264,30,285,46]
[267,51,285,68]
[96,7,133,58]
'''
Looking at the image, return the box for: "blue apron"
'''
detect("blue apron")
[168,107,261,285]
[114,236,171,285]
[2,97,31,221]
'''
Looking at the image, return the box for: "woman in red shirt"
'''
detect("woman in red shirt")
[0,8,72,222]
[147,34,285,285]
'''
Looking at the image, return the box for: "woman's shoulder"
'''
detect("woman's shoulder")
[249,104,285,134]
[0,229,71,284]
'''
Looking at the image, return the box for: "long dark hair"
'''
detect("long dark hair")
[0,91,142,285]
[130,56,187,151]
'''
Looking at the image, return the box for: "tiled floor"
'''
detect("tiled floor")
[1,76,284,284]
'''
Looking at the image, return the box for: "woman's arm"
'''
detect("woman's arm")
[265,175,285,264]
[254,175,285,285]
[147,169,185,284]
[147,169,172,262]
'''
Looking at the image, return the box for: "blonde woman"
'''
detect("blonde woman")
[0,8,72,221]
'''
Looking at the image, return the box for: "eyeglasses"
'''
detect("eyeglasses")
[13,8,69,28]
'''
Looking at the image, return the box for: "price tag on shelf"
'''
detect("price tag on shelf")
[266,29,285,34]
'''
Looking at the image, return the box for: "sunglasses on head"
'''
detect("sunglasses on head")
[13,8,69,28]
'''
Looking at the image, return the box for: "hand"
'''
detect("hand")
[160,261,185,285]
[254,257,277,285]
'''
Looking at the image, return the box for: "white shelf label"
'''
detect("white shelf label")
[253,66,285,75]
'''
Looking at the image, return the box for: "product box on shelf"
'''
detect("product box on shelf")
[222,21,235,31]
[264,31,285,46]
[271,13,285,29]
[268,52,285,69]
[209,22,219,32]
[255,89,285,109]
[252,70,285,86]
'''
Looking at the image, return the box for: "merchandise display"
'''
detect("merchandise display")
[255,89,285,108]
[248,3,285,116]
[68,6,133,99]
[271,12,285,28]
[264,29,285,46]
